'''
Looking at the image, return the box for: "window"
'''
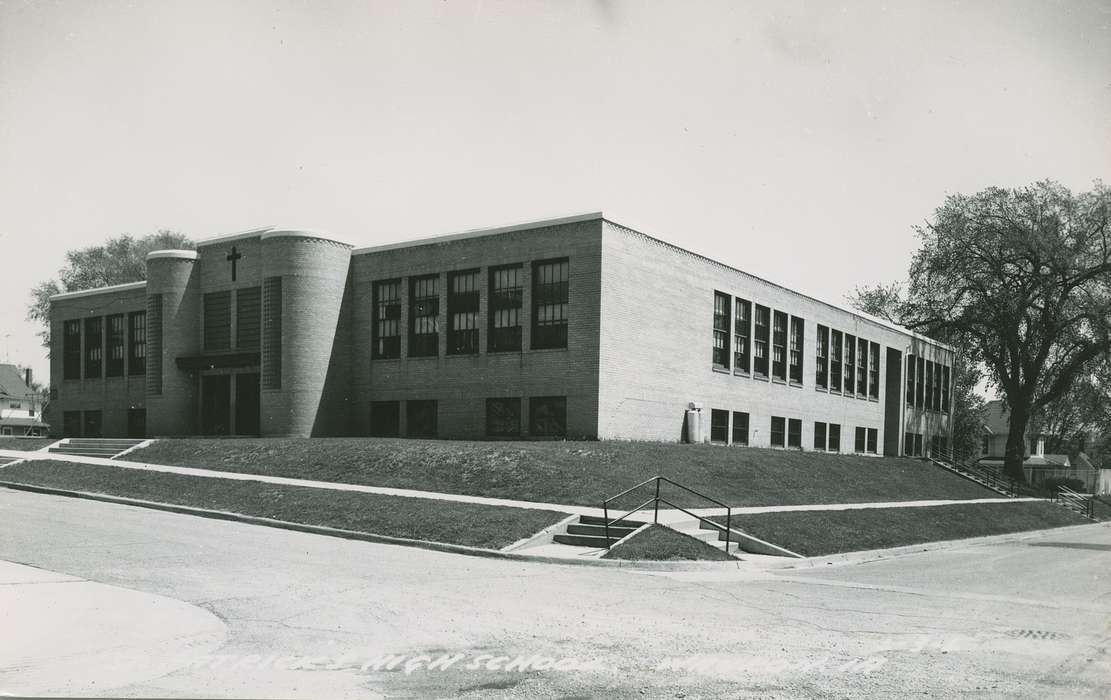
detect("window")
[856,337,867,396]
[867,428,878,454]
[925,361,934,410]
[530,397,567,437]
[63,411,81,437]
[448,270,480,355]
[236,286,262,351]
[532,258,569,349]
[815,325,829,389]
[770,416,785,447]
[489,265,523,352]
[904,432,914,455]
[914,433,924,457]
[262,277,282,390]
[916,356,925,407]
[406,400,437,438]
[855,427,867,453]
[486,397,522,437]
[147,294,163,395]
[84,317,102,378]
[830,330,843,392]
[941,365,951,412]
[8,402,20,409]
[753,305,770,377]
[905,355,915,406]
[732,411,749,445]
[203,291,231,352]
[83,410,102,438]
[712,292,731,369]
[814,422,827,450]
[370,401,400,437]
[63,319,81,380]
[409,275,440,357]
[128,311,146,376]
[733,299,751,374]
[789,316,804,384]
[933,362,943,413]
[106,314,125,377]
[868,342,880,399]
[828,424,841,451]
[981,436,989,455]
[843,333,856,394]
[787,418,802,448]
[710,409,729,442]
[772,311,788,381]
[372,280,402,359]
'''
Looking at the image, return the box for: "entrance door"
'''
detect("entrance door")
[235,373,260,436]
[201,375,232,436]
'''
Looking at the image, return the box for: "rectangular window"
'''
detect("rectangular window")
[787,418,802,448]
[789,316,804,384]
[106,314,125,377]
[905,431,914,455]
[753,305,770,377]
[447,269,480,355]
[710,409,729,442]
[236,286,262,351]
[262,277,282,390]
[532,258,569,349]
[916,356,925,407]
[843,333,856,394]
[486,397,522,437]
[83,410,102,438]
[63,319,81,380]
[370,400,400,437]
[814,422,827,450]
[925,360,934,410]
[489,265,523,352]
[147,294,163,395]
[868,342,880,399]
[981,436,989,455]
[855,426,867,453]
[712,292,731,369]
[406,400,437,438]
[941,365,951,412]
[84,317,102,378]
[772,311,788,381]
[128,311,146,376]
[63,410,81,437]
[732,411,749,445]
[856,337,868,396]
[529,396,567,437]
[906,354,915,406]
[733,299,751,374]
[830,330,843,392]
[372,279,402,359]
[933,362,943,413]
[409,275,440,357]
[914,433,924,457]
[815,325,829,389]
[828,424,841,451]
[203,291,231,352]
[770,416,785,447]
[867,428,878,454]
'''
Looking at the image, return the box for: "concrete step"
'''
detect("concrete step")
[553,533,614,548]
[577,515,650,528]
[565,523,640,538]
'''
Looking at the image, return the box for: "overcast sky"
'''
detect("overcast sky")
[1,0,1108,384]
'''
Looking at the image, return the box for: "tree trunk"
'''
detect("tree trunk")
[1003,404,1030,483]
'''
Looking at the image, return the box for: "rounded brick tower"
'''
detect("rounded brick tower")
[259,230,353,437]
[144,250,200,436]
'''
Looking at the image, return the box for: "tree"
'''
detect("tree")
[27,231,193,349]
[1031,356,1111,460]
[857,181,1111,481]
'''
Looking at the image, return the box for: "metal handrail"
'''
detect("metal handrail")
[929,448,1018,497]
[601,475,733,553]
[1057,485,1095,519]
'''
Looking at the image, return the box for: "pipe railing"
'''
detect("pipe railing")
[602,476,733,552]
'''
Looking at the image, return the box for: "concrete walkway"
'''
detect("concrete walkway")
[0,448,1043,520]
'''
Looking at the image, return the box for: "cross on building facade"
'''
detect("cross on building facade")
[226,246,242,281]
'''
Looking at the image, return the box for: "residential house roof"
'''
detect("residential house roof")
[0,364,32,400]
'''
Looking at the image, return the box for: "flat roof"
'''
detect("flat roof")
[49,280,146,302]
[351,212,603,255]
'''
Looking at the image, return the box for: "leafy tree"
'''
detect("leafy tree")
[27,231,193,349]
[855,181,1111,481]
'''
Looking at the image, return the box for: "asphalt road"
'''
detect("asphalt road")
[1,488,1109,699]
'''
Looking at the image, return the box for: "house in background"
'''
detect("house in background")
[978,399,1098,490]
[0,364,49,437]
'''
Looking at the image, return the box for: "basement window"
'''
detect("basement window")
[770,416,785,447]
[732,411,749,446]
[710,409,729,443]
[828,424,841,452]
[814,421,827,450]
[787,418,802,448]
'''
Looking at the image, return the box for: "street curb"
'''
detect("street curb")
[0,480,758,571]
[779,520,1110,570]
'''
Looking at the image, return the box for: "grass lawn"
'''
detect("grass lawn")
[710,501,1092,557]
[0,460,568,550]
[0,438,54,452]
[601,524,736,562]
[129,438,998,508]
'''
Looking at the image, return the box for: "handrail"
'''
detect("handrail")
[1057,485,1095,519]
[601,475,732,553]
[929,449,1018,497]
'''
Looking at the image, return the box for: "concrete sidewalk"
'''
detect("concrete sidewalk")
[0,448,1043,520]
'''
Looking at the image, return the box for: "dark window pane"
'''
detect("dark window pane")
[732,411,749,445]
[489,265,523,352]
[128,311,146,375]
[84,317,102,378]
[770,416,785,447]
[529,396,566,437]
[532,259,569,350]
[787,418,801,447]
[814,422,827,450]
[710,408,728,442]
[828,424,841,451]
[486,397,521,437]
[713,292,730,368]
[448,270,480,355]
[63,319,82,380]
[370,401,400,437]
[409,275,439,357]
[406,400,437,438]
[106,314,125,377]
[373,279,401,359]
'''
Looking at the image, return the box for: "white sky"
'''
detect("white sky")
[1,0,1108,385]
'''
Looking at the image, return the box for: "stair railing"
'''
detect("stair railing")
[1056,485,1095,519]
[930,446,1018,497]
[602,476,732,552]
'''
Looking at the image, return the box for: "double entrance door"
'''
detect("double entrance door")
[201,373,260,436]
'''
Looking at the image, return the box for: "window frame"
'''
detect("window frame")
[63,319,82,380]
[787,418,802,448]
[712,292,731,370]
[408,274,440,358]
[815,324,829,390]
[529,396,567,438]
[128,311,146,376]
[733,299,751,375]
[710,408,729,443]
[814,421,827,450]
[84,317,102,378]
[372,279,402,360]
[843,333,856,395]
[531,258,569,350]
[829,330,843,393]
[106,313,125,377]
[771,310,788,381]
[753,305,770,378]
[828,423,841,452]
[788,316,804,385]
[488,264,523,352]
[770,416,786,447]
[868,341,880,399]
[732,411,749,446]
[486,397,523,437]
[447,269,481,356]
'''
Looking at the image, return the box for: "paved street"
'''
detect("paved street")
[1,488,1109,698]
